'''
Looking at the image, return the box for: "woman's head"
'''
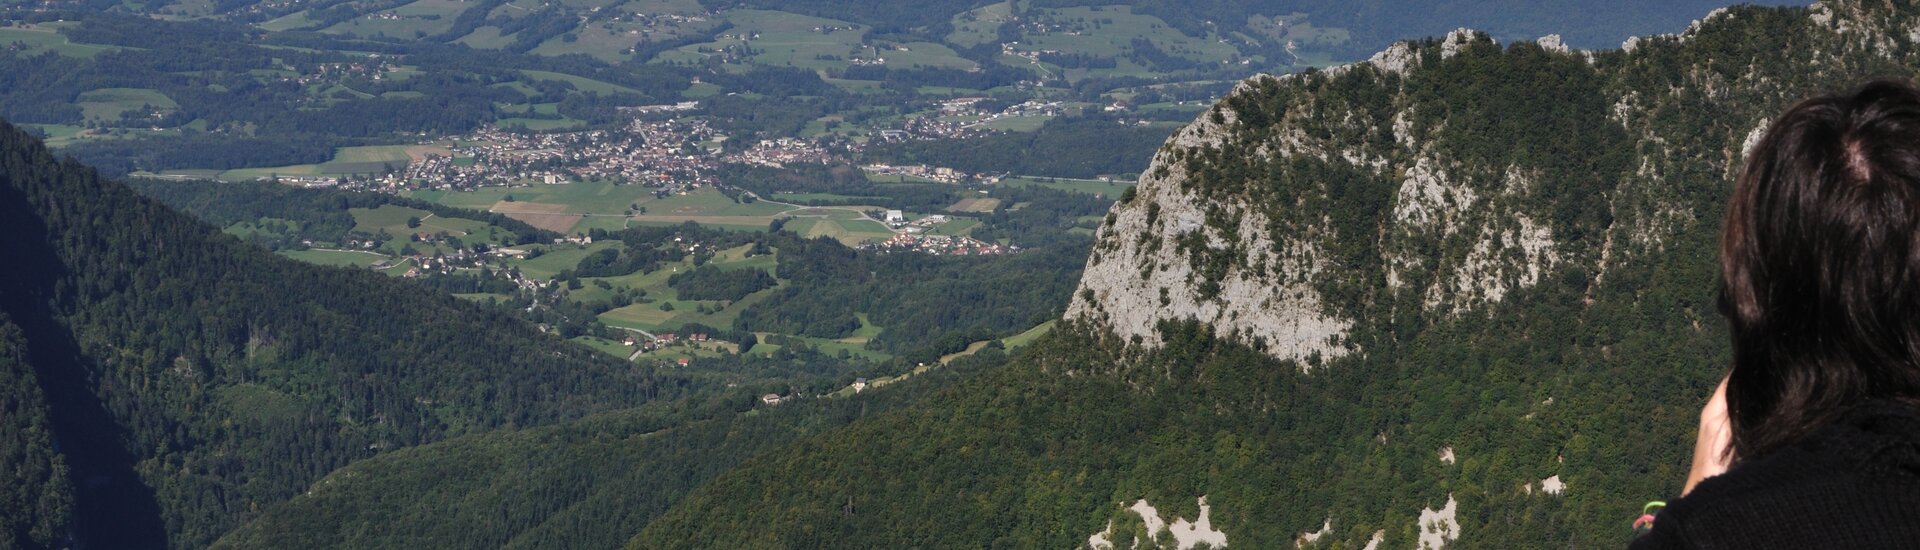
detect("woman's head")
[1721,79,1920,459]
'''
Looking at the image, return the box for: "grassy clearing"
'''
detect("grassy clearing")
[975,114,1051,132]
[215,145,422,180]
[349,204,432,233]
[947,1,1013,47]
[1000,176,1133,197]
[571,335,635,359]
[882,42,977,70]
[1009,6,1240,80]
[928,217,981,236]
[324,0,467,39]
[507,240,625,280]
[458,26,516,49]
[277,248,387,268]
[520,69,642,95]
[648,188,789,217]
[770,192,884,203]
[0,26,118,57]
[1001,320,1055,348]
[258,11,319,32]
[24,124,88,147]
[77,88,177,122]
[945,197,1001,213]
[531,15,715,62]
[783,211,892,246]
[497,117,586,131]
[938,340,992,364]
[657,9,911,71]
[417,180,656,216]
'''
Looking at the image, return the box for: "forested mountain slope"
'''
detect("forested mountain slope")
[633,1,1920,547]
[0,121,664,548]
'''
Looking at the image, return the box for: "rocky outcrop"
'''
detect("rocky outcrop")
[1068,0,1920,368]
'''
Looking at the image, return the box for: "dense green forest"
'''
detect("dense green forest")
[0,313,71,550]
[213,346,1016,548]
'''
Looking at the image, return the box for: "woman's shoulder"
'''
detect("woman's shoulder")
[1633,401,1920,549]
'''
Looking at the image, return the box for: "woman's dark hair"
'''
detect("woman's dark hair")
[1721,79,1920,460]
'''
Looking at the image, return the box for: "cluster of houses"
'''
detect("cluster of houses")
[865,234,1017,256]
[735,137,838,168]
[622,331,712,353]
[367,119,726,192]
[862,163,988,184]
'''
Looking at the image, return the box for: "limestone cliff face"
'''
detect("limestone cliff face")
[1067,0,1920,367]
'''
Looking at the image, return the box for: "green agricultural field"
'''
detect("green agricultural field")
[324,0,468,39]
[877,42,976,70]
[656,9,880,71]
[756,333,889,361]
[214,144,429,180]
[947,1,1014,47]
[780,208,893,246]
[277,248,389,268]
[455,292,513,302]
[76,88,177,122]
[1001,320,1055,348]
[629,219,768,233]
[681,81,724,97]
[224,218,304,241]
[572,215,633,234]
[836,313,882,345]
[498,117,586,131]
[414,215,513,243]
[458,26,516,49]
[507,240,624,280]
[1000,176,1134,197]
[531,15,717,62]
[258,11,319,32]
[412,180,656,217]
[1008,5,1242,80]
[976,114,1052,131]
[24,124,87,147]
[647,188,789,217]
[349,204,432,234]
[928,217,980,236]
[769,192,884,203]
[580,245,781,331]
[706,244,777,272]
[0,26,118,57]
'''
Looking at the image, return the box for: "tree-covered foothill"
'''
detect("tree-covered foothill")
[0,313,73,550]
[126,178,559,249]
[866,116,1176,179]
[211,343,1014,548]
[0,120,666,548]
[668,264,777,301]
[736,232,1087,362]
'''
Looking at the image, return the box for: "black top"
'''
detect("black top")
[1631,401,1920,549]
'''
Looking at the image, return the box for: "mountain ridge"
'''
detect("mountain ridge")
[628,1,1920,547]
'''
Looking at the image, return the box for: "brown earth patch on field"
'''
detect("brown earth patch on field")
[946,198,1002,213]
[404,145,454,163]
[489,201,569,213]
[634,215,783,225]
[501,212,583,232]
